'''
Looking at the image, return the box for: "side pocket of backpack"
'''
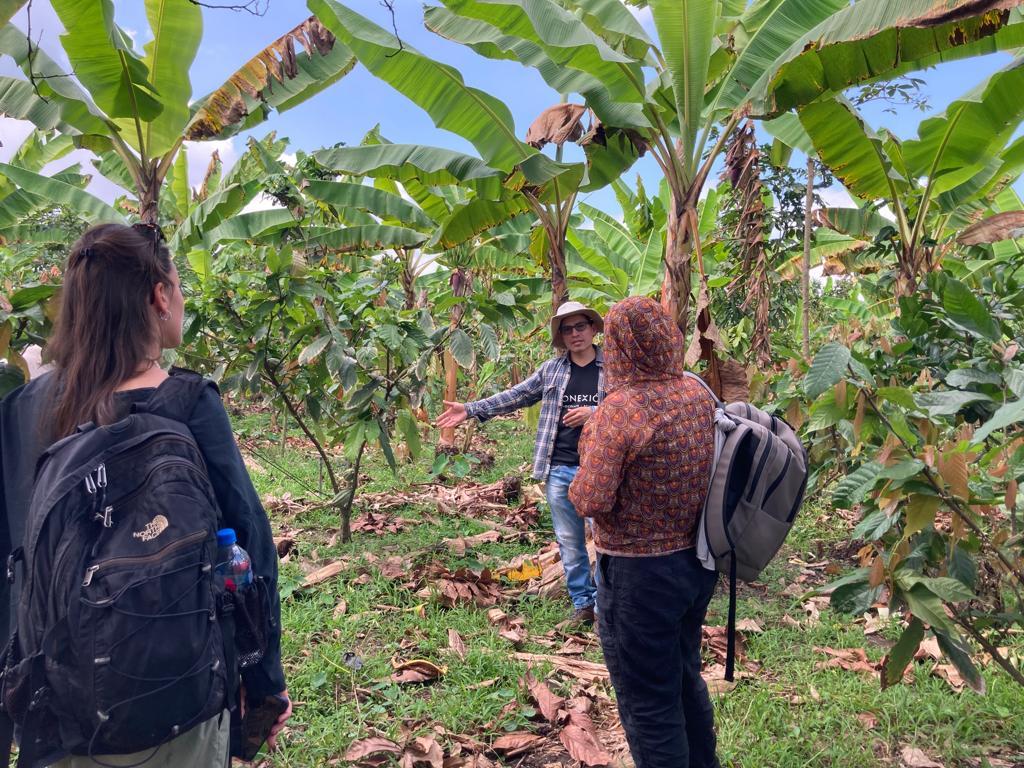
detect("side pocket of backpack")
[1,646,64,762]
[0,634,28,723]
[233,576,272,670]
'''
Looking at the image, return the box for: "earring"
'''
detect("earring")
[159,311,170,321]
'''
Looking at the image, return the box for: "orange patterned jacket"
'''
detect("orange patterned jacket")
[568,297,715,556]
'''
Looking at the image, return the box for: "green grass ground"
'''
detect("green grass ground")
[235,410,1024,768]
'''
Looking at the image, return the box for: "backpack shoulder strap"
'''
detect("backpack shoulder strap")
[134,367,219,425]
[684,371,724,407]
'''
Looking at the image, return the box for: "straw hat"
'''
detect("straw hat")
[550,301,604,349]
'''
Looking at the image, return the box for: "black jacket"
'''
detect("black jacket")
[0,369,286,698]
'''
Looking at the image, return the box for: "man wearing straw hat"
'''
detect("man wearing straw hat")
[437,302,604,626]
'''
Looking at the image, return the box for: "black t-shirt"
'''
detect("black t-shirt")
[550,358,600,467]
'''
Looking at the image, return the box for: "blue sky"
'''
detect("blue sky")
[0,1,1017,217]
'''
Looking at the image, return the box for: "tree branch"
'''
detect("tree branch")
[188,0,269,13]
[263,361,342,497]
[952,608,1024,688]
[380,1,404,56]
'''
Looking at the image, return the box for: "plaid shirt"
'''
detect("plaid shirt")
[465,347,605,480]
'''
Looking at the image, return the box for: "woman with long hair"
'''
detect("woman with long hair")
[0,223,290,766]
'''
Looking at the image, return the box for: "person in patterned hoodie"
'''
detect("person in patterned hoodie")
[569,296,720,768]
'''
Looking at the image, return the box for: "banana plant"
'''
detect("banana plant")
[308,0,641,311]
[0,128,92,243]
[567,201,664,311]
[310,118,584,301]
[418,0,1024,346]
[781,55,1024,295]
[0,2,357,224]
[0,128,96,389]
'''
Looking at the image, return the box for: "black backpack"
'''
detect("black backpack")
[0,373,231,767]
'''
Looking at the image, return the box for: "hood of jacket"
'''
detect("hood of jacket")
[603,296,686,391]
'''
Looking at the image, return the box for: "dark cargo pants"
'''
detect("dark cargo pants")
[597,547,721,768]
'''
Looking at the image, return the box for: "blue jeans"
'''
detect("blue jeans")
[545,464,597,610]
[598,548,721,768]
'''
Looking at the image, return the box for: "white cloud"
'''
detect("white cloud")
[280,152,298,167]
[0,118,37,162]
[182,138,239,189]
[413,250,441,275]
[817,185,855,208]
[241,192,284,214]
[122,26,140,52]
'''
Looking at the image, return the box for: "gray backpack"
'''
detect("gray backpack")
[687,373,808,680]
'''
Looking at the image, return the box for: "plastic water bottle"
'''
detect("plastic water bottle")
[216,528,253,588]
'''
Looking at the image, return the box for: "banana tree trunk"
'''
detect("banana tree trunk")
[440,346,459,446]
[549,236,569,312]
[139,165,161,226]
[896,248,920,297]
[440,268,470,446]
[401,266,417,309]
[896,240,940,297]
[661,199,694,340]
[397,249,419,309]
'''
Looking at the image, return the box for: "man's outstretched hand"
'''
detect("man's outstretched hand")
[437,400,469,429]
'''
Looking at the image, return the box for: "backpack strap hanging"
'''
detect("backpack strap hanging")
[725,556,738,682]
[687,371,734,575]
[686,371,741,681]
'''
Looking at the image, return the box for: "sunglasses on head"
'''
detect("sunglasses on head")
[560,320,592,336]
[78,222,167,263]
[132,221,166,245]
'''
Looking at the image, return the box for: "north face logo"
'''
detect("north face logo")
[133,514,169,542]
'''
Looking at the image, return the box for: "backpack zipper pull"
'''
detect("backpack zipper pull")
[82,565,99,587]
[94,505,114,527]
[85,470,100,518]
[95,464,108,520]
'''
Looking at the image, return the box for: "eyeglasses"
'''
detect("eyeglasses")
[560,320,592,336]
